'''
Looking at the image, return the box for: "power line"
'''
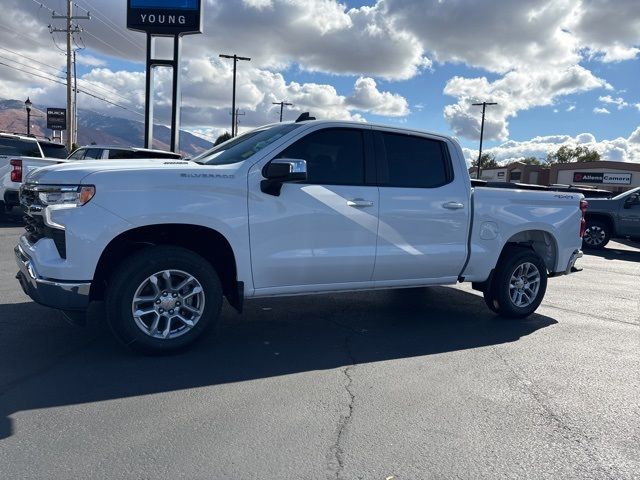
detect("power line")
[30,0,55,13]
[81,29,131,59]
[0,34,136,115]
[74,0,144,53]
[0,54,61,79]
[0,45,64,73]
[0,61,143,117]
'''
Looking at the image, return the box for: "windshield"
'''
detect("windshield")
[39,142,68,159]
[192,123,302,165]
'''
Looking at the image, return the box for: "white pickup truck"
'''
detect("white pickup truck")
[0,133,67,212]
[15,120,585,354]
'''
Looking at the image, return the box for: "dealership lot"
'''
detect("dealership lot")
[0,217,638,479]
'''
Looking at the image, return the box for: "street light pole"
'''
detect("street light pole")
[472,101,497,179]
[272,101,293,122]
[24,97,32,135]
[219,54,251,137]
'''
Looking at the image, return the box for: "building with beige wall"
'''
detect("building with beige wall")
[469,162,550,185]
[549,161,640,194]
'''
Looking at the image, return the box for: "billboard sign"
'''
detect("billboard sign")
[573,172,632,185]
[46,108,66,131]
[127,0,202,35]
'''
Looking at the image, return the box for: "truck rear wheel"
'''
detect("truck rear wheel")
[485,247,548,318]
[106,246,223,354]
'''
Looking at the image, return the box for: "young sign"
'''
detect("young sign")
[127,0,202,35]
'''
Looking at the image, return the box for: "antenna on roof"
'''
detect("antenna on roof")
[295,112,316,122]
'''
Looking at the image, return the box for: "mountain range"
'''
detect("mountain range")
[0,99,213,156]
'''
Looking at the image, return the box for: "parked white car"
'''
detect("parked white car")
[15,120,585,353]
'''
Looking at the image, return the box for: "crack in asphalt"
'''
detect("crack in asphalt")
[543,303,640,327]
[490,345,620,480]
[326,320,359,480]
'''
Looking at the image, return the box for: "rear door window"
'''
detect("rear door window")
[82,148,103,160]
[377,132,452,188]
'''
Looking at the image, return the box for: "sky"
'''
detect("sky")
[0,0,639,163]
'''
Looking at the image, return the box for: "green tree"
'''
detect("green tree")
[547,145,600,164]
[214,132,232,146]
[472,153,499,168]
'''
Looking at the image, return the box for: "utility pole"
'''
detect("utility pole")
[219,54,250,137]
[51,1,89,151]
[232,108,245,136]
[472,101,498,179]
[73,50,78,146]
[272,101,293,122]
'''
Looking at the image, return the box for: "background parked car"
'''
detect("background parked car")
[68,145,183,161]
[582,187,640,249]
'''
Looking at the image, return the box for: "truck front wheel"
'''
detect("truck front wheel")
[484,247,548,318]
[106,246,223,354]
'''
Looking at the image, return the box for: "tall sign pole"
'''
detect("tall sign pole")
[472,101,497,179]
[127,0,203,153]
[220,54,251,137]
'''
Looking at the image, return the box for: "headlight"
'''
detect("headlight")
[36,185,96,206]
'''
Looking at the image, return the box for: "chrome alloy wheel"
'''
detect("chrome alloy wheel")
[131,270,205,339]
[508,262,541,308]
[583,225,606,247]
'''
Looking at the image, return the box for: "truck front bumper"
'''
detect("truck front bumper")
[15,244,91,311]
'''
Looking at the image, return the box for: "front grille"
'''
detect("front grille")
[20,184,67,259]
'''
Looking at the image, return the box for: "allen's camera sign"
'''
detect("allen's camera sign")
[573,172,632,185]
[127,0,202,35]
[46,108,66,131]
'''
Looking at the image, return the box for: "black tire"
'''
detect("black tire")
[106,245,223,355]
[582,220,610,250]
[486,247,548,319]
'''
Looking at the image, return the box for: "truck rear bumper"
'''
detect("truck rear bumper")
[3,188,19,207]
[564,249,583,274]
[15,244,90,311]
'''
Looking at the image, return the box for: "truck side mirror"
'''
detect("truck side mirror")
[261,159,308,196]
[624,194,639,208]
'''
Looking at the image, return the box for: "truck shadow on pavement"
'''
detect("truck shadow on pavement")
[0,286,557,439]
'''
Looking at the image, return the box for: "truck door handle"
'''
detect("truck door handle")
[442,201,464,210]
[347,199,374,208]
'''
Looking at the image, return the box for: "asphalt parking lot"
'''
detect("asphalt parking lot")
[0,212,638,479]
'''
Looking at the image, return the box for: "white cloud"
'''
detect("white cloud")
[443,66,609,141]
[346,77,409,116]
[599,95,629,110]
[570,0,640,63]
[1,0,638,146]
[593,107,610,114]
[65,62,409,129]
[462,128,640,165]
[566,105,576,112]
